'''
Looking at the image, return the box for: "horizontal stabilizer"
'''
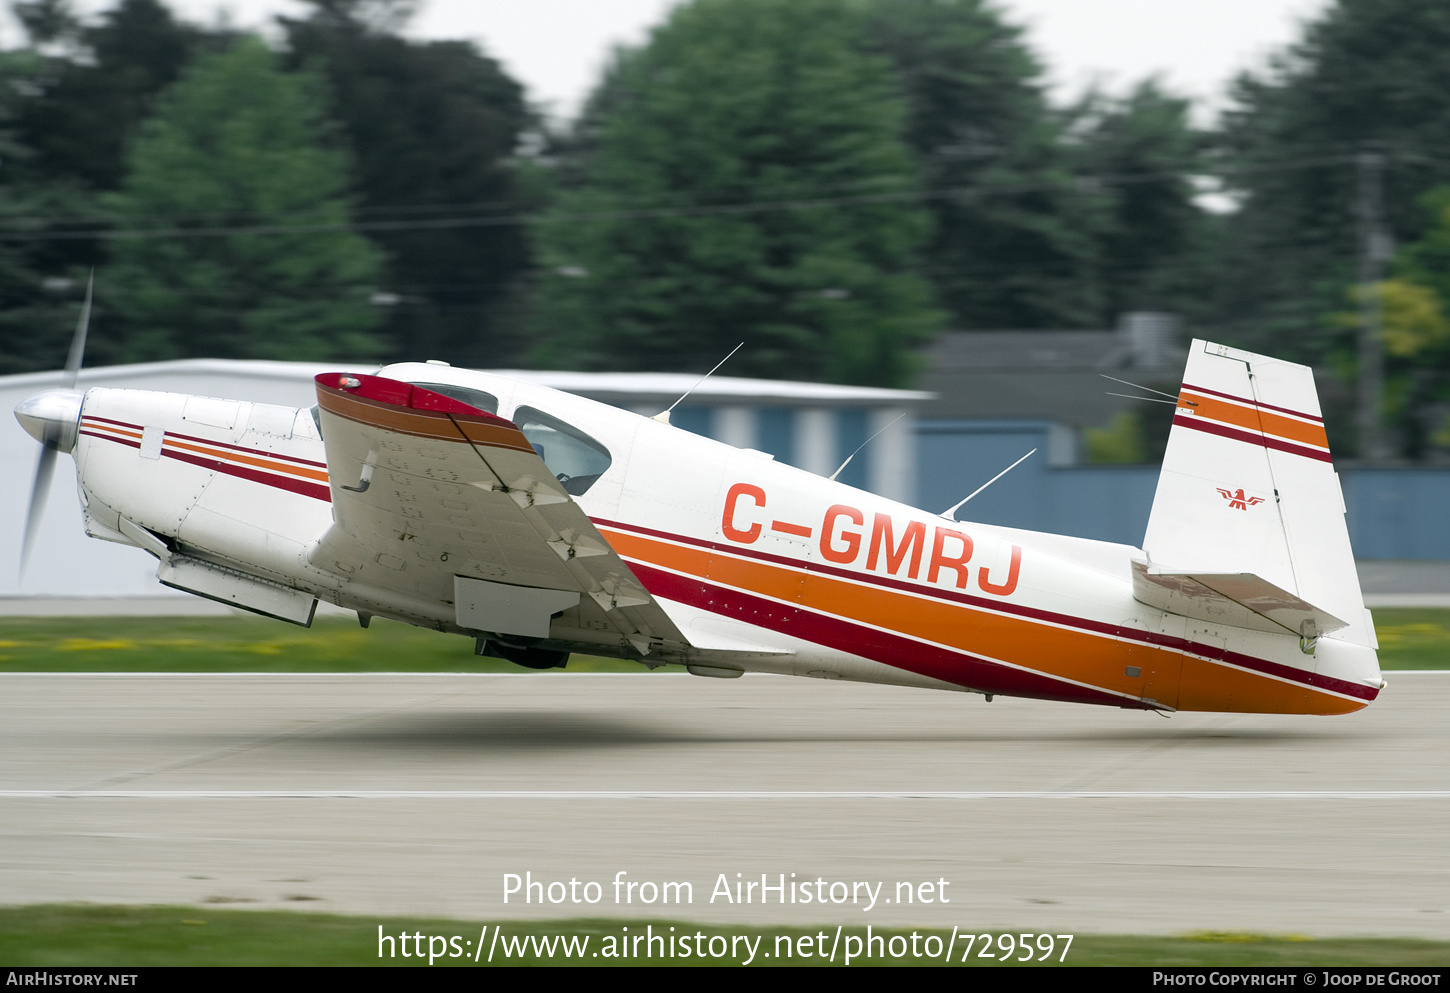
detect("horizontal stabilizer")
[1132,560,1347,638]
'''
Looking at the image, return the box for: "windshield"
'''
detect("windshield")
[412,382,499,415]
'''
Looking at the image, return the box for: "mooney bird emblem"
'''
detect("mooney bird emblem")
[1217,487,1266,511]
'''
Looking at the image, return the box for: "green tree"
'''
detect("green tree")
[280,0,535,366]
[0,47,94,374]
[4,0,216,368]
[106,36,385,361]
[15,0,205,193]
[1062,80,1211,323]
[1397,190,1450,317]
[534,0,940,387]
[863,2,1211,332]
[862,0,1104,329]
[1367,188,1450,455]
[1214,0,1450,366]
[11,0,80,48]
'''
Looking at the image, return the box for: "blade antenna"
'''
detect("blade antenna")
[829,412,905,481]
[940,448,1036,522]
[653,342,743,425]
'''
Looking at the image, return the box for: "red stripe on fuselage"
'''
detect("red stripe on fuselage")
[81,424,332,502]
[83,415,328,468]
[162,447,332,502]
[595,517,1376,703]
[629,560,1142,708]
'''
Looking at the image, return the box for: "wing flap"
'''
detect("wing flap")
[309,373,685,653]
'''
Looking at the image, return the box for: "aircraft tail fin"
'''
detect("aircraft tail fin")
[1140,340,1375,650]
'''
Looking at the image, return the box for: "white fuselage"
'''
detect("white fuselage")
[64,362,1382,715]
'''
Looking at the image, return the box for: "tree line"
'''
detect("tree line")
[3,0,1450,458]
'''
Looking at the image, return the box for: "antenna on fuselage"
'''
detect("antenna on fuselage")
[828,412,906,482]
[652,342,743,425]
[939,448,1036,522]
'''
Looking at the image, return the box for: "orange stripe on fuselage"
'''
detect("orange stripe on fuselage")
[164,438,330,482]
[603,527,1147,701]
[1177,656,1362,715]
[82,419,141,441]
[83,420,330,482]
[600,526,1367,715]
[1180,391,1330,451]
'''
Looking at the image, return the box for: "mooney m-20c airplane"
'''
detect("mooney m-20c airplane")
[15,339,1384,715]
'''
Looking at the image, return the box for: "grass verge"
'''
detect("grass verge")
[0,614,653,673]
[0,609,1446,673]
[1367,608,1450,669]
[1,906,1447,967]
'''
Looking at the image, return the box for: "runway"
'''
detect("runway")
[1,671,1447,936]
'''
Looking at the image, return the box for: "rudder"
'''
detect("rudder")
[1139,340,1375,652]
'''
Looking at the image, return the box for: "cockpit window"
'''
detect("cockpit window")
[513,406,612,496]
[412,382,499,415]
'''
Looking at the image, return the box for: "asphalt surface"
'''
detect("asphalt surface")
[1,671,1447,937]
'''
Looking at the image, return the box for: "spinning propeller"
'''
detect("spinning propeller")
[15,272,93,579]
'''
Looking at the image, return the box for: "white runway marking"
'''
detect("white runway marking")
[4,790,1449,800]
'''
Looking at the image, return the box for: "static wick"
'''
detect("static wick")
[1100,374,1189,406]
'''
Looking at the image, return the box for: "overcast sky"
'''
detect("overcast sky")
[16,0,1333,123]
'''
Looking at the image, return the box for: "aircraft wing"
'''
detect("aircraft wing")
[307,372,686,655]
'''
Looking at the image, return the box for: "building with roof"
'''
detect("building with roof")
[909,316,1450,562]
[915,313,1185,435]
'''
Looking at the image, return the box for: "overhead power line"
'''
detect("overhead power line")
[0,152,1374,243]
